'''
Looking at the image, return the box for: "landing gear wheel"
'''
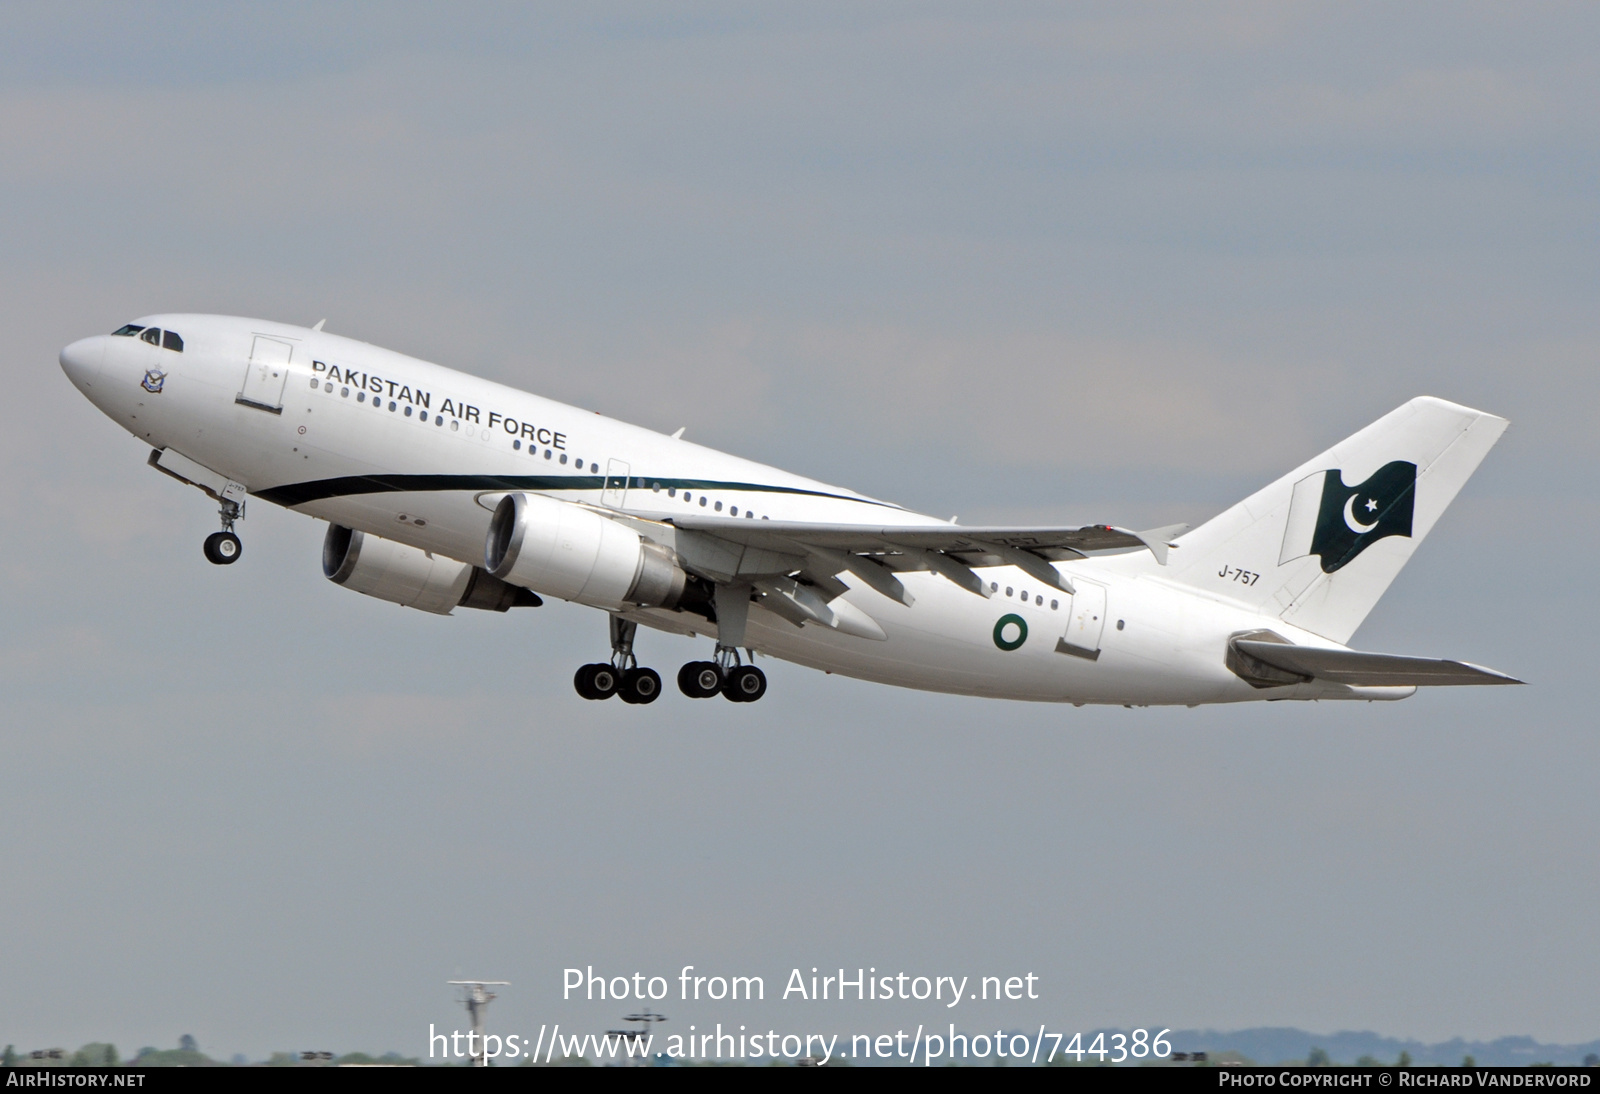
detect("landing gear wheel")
[677,661,723,699]
[723,665,767,703]
[575,663,620,700]
[203,531,242,565]
[618,667,662,705]
[574,665,596,699]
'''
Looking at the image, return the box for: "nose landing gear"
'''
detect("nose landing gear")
[203,499,244,565]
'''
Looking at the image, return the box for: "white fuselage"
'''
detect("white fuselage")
[59,314,1404,705]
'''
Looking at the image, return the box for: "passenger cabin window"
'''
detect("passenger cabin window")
[162,330,183,352]
[112,324,145,336]
[140,327,161,345]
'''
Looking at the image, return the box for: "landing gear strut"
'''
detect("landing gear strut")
[203,498,243,565]
[573,613,769,705]
[677,646,767,702]
[575,616,662,704]
[672,583,768,702]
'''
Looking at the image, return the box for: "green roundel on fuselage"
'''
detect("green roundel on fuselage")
[993,613,1028,651]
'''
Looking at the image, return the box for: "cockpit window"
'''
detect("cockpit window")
[112,324,183,350]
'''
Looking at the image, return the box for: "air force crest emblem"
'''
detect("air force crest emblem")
[1279,460,1416,573]
[141,368,166,394]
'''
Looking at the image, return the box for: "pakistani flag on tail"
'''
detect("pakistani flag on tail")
[1279,460,1417,573]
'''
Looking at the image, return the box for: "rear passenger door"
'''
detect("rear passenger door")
[1057,579,1107,661]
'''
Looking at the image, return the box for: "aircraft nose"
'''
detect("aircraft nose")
[59,336,105,388]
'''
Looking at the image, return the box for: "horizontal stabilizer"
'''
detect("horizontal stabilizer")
[1233,639,1522,687]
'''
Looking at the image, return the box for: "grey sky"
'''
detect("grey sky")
[1,3,1595,1058]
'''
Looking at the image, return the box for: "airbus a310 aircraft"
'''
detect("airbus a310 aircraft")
[59,315,1520,706]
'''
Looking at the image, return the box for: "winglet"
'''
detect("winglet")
[311,318,326,332]
[1131,523,1188,566]
[670,427,686,439]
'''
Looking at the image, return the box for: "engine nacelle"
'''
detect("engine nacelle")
[323,525,539,614]
[485,492,688,611]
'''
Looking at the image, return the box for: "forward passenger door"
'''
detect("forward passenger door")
[602,459,630,509]
[238,336,293,413]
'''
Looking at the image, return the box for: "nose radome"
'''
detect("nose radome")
[59,336,106,387]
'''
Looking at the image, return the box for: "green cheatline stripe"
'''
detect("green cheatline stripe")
[255,473,902,509]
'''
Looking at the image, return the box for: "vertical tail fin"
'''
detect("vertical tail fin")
[1164,396,1508,643]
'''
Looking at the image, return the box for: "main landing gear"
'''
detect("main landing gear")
[677,646,767,703]
[203,498,243,565]
[574,619,768,705]
[575,616,662,704]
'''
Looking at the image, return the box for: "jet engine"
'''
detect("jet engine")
[322,524,539,614]
[485,492,690,611]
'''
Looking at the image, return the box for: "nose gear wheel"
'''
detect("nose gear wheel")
[203,498,244,565]
[203,530,242,565]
